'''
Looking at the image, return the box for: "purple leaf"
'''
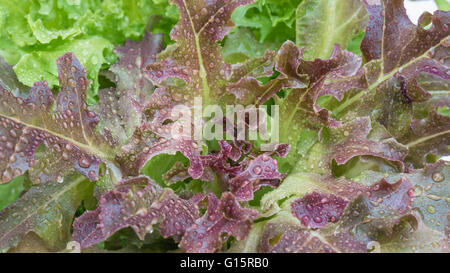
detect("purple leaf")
[0,53,114,184]
[291,192,348,228]
[259,222,367,253]
[330,117,408,169]
[287,173,413,229]
[118,121,203,178]
[403,108,450,167]
[94,31,163,144]
[337,176,414,239]
[179,192,257,253]
[145,0,263,106]
[229,154,283,201]
[73,176,200,248]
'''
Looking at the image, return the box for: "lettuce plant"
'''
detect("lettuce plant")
[0,0,178,103]
[0,0,449,253]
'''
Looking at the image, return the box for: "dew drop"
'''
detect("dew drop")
[2,170,12,182]
[65,144,73,151]
[426,205,436,214]
[301,215,309,224]
[87,111,96,118]
[426,194,441,201]
[432,172,444,183]
[413,185,423,197]
[9,129,17,138]
[5,142,13,150]
[253,166,262,175]
[313,216,322,223]
[79,157,91,168]
[57,176,64,183]
[9,154,16,163]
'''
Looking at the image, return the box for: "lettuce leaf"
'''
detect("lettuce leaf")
[0,0,177,102]
[232,0,301,44]
[295,0,369,60]
[0,174,93,252]
[0,0,289,252]
[0,0,448,253]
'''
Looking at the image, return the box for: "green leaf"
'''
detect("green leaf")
[435,0,450,11]
[437,105,450,116]
[222,27,277,63]
[296,0,368,60]
[232,0,301,44]
[13,37,115,102]
[0,174,94,252]
[141,152,189,186]
[0,176,24,210]
[0,0,177,100]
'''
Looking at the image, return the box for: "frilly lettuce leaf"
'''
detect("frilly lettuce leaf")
[275,0,449,173]
[13,37,114,105]
[275,41,408,173]
[73,176,201,248]
[0,53,115,185]
[232,165,448,253]
[180,192,257,252]
[331,0,450,167]
[296,0,369,60]
[232,0,301,44]
[119,0,293,180]
[93,31,164,145]
[357,161,449,235]
[221,27,278,63]
[0,174,93,252]
[0,0,177,101]
[0,0,448,254]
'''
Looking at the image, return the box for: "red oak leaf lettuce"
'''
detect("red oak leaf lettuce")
[73,176,201,248]
[259,221,367,253]
[331,0,450,167]
[180,192,257,252]
[287,174,413,229]
[291,191,348,229]
[93,31,164,145]
[1,0,448,254]
[0,53,115,184]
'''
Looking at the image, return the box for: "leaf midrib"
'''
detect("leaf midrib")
[0,113,114,161]
[181,0,236,106]
[333,37,449,115]
[0,175,85,250]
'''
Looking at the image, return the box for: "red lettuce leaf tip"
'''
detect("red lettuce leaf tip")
[180,192,257,253]
[1,53,114,184]
[291,191,348,229]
